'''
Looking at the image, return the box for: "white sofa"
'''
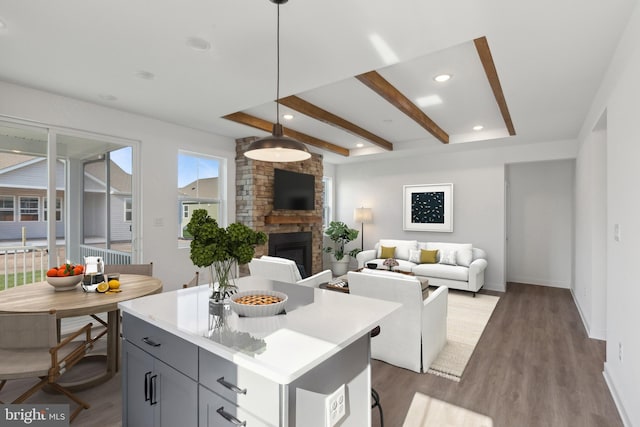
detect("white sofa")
[347,270,448,373]
[356,240,488,295]
[248,256,332,288]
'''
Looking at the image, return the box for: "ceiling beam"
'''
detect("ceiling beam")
[222,112,350,157]
[355,71,449,144]
[474,36,516,136]
[279,95,394,151]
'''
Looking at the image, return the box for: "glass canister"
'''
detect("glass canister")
[82,256,105,292]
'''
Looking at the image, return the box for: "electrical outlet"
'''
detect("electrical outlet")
[325,384,346,427]
[614,224,621,242]
[619,342,623,362]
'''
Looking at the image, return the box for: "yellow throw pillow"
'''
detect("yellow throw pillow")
[380,246,396,259]
[420,249,438,264]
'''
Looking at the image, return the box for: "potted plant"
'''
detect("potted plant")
[323,221,360,276]
[186,209,267,301]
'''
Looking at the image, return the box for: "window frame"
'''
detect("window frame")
[124,197,132,222]
[19,196,40,222]
[0,195,15,222]
[43,196,62,222]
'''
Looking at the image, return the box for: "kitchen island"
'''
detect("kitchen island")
[118,276,399,427]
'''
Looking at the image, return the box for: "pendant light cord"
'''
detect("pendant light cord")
[275,3,281,125]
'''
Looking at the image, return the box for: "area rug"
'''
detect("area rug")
[402,392,494,427]
[427,291,499,382]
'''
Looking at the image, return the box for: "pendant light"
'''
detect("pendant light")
[244,0,311,162]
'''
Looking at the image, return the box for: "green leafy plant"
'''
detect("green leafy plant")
[186,209,266,300]
[323,221,360,261]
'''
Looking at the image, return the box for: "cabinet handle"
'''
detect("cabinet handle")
[144,371,152,402]
[217,377,247,395]
[216,407,246,426]
[142,336,161,347]
[150,375,158,406]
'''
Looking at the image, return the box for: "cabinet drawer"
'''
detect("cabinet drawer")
[199,349,280,425]
[122,312,198,380]
[199,385,274,427]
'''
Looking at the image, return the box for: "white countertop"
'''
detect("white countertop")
[118,276,400,384]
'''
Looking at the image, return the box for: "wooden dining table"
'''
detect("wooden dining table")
[0,274,162,390]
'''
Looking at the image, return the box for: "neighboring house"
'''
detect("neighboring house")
[178,177,220,238]
[0,153,132,243]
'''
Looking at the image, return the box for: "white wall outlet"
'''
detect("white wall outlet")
[325,384,346,427]
[619,342,623,362]
[614,224,621,242]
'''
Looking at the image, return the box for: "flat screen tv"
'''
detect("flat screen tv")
[273,168,315,210]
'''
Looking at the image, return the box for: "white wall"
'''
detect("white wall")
[576,2,640,424]
[574,128,607,340]
[506,159,575,289]
[334,141,577,292]
[0,81,237,291]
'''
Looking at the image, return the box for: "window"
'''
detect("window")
[0,196,14,221]
[124,198,132,222]
[19,197,40,221]
[43,197,62,222]
[178,152,224,246]
[322,176,333,229]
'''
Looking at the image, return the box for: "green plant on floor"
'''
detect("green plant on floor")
[323,221,360,261]
[186,209,266,300]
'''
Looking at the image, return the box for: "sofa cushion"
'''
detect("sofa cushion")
[456,248,473,267]
[420,249,438,264]
[420,242,472,262]
[380,246,396,259]
[438,249,457,265]
[376,240,418,260]
[412,263,469,281]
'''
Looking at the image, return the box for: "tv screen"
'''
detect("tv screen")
[273,168,315,210]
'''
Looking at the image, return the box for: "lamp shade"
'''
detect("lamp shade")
[244,124,311,163]
[354,207,373,224]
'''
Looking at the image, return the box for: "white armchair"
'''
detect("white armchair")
[248,256,332,288]
[347,270,448,373]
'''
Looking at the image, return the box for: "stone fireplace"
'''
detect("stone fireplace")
[268,231,313,277]
[236,137,323,275]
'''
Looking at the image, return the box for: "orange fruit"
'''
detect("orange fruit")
[96,282,109,293]
[108,279,120,290]
[46,268,58,277]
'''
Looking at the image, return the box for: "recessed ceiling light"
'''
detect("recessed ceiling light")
[473,125,484,131]
[98,94,117,101]
[416,95,443,108]
[356,142,364,148]
[282,114,294,120]
[135,70,155,80]
[434,74,451,83]
[186,37,211,51]
[11,149,21,153]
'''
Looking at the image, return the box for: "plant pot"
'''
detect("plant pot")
[330,255,350,276]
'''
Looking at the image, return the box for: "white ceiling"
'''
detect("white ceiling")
[0,0,636,164]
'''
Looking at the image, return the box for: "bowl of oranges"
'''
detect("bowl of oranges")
[46,262,84,291]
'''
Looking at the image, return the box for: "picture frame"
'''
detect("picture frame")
[403,183,453,232]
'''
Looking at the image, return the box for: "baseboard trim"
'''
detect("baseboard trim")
[508,276,570,288]
[603,363,631,426]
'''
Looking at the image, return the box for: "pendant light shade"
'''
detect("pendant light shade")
[245,124,311,162]
[244,0,311,163]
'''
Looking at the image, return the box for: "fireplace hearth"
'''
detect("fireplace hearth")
[268,232,312,278]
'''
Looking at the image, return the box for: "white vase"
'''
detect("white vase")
[330,255,350,276]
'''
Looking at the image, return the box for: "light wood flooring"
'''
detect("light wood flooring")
[0,283,623,426]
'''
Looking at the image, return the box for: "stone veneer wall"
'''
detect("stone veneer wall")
[236,137,324,275]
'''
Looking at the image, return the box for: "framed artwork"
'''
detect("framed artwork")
[403,183,453,232]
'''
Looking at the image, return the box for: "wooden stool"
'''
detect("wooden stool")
[371,326,383,427]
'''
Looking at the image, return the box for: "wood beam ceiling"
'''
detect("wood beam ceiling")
[474,36,516,136]
[278,96,393,151]
[355,71,449,144]
[222,112,350,157]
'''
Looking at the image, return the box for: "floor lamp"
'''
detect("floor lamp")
[354,207,373,250]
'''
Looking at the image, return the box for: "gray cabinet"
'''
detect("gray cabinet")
[122,314,198,427]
